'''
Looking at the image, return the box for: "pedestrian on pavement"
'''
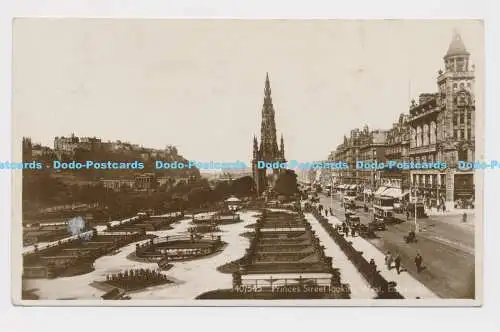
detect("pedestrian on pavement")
[385,251,393,270]
[415,253,423,273]
[406,210,410,221]
[351,227,356,237]
[462,212,467,223]
[394,254,402,274]
[325,209,329,217]
[330,208,333,216]
[369,258,377,278]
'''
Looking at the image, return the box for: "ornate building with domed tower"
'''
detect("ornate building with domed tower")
[252,73,286,195]
[408,31,476,208]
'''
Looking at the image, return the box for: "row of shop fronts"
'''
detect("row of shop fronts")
[332,169,475,210]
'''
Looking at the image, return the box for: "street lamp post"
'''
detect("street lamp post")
[330,176,334,212]
[339,170,344,208]
[371,148,376,218]
[410,176,419,233]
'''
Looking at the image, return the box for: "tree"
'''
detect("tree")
[187,187,213,208]
[273,170,298,197]
[213,181,232,201]
[167,197,188,212]
[230,176,255,197]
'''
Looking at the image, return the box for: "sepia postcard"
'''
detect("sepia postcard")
[11,18,484,306]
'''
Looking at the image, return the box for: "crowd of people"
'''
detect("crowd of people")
[337,222,357,238]
[317,204,334,218]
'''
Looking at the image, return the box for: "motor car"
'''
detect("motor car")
[370,216,386,231]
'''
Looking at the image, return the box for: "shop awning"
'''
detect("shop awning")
[382,188,400,198]
[379,188,410,199]
[374,186,388,195]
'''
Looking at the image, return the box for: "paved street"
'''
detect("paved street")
[319,193,475,299]
[305,213,376,299]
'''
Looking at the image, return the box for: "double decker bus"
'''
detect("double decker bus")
[372,195,395,223]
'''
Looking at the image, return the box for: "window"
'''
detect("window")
[411,127,416,148]
[460,113,464,124]
[453,83,458,89]
[430,121,437,144]
[467,129,472,140]
[459,94,466,105]
[460,130,465,140]
[455,130,459,139]
[453,114,458,125]
[458,149,468,161]
[423,124,429,146]
[459,82,465,89]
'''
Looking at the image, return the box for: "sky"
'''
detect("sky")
[12,19,483,164]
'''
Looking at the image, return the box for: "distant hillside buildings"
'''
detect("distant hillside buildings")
[22,134,196,192]
[23,133,181,162]
[50,133,180,160]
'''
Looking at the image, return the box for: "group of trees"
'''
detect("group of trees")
[273,170,299,197]
[184,176,256,209]
[22,161,298,219]
[22,143,200,216]
[22,171,73,210]
[71,148,200,180]
[22,171,257,219]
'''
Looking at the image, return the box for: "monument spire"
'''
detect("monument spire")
[265,72,271,97]
[280,134,285,160]
[252,73,286,195]
[260,73,279,161]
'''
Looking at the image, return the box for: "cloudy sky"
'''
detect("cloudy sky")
[12,19,483,164]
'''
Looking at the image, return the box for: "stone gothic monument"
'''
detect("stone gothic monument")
[252,73,286,195]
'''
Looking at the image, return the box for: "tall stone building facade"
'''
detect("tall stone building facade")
[383,114,411,190]
[330,127,387,191]
[409,32,476,207]
[252,73,286,195]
